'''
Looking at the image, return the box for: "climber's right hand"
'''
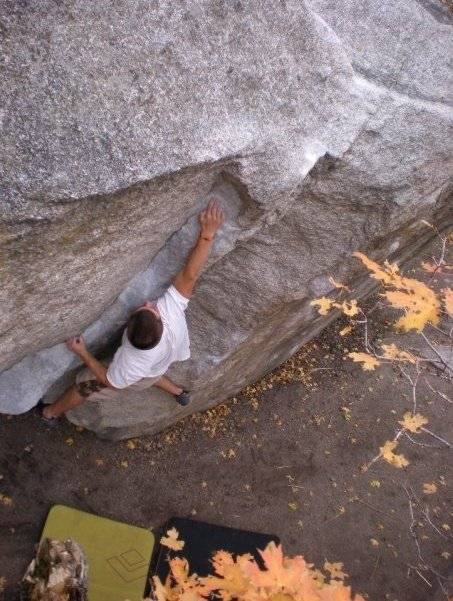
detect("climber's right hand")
[66,336,87,356]
[199,199,224,240]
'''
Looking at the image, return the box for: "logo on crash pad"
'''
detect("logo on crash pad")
[107,549,148,582]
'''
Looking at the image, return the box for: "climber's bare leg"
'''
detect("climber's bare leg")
[153,375,183,396]
[43,385,86,419]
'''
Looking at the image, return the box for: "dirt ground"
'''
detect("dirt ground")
[1,241,452,601]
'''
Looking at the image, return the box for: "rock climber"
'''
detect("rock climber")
[38,200,224,423]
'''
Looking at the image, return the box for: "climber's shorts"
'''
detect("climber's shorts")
[75,366,161,401]
[75,378,107,398]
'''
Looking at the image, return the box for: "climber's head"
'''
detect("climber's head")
[127,302,163,350]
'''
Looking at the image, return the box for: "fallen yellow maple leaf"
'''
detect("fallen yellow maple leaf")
[311,297,334,316]
[348,352,380,371]
[379,441,409,468]
[422,483,437,495]
[324,561,348,580]
[65,437,74,447]
[381,343,417,364]
[398,412,428,433]
[339,300,359,317]
[160,527,185,552]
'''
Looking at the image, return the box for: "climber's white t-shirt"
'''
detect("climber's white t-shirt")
[106,285,190,389]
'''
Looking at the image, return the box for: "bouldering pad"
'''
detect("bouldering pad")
[41,505,154,601]
[153,517,279,585]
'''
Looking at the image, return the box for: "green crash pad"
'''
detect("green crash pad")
[41,505,154,601]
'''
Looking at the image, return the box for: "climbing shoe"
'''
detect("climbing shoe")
[174,390,191,406]
[36,400,59,427]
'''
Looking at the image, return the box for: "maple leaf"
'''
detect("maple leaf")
[338,300,359,317]
[65,437,74,447]
[381,343,417,364]
[324,561,348,581]
[354,252,440,331]
[398,412,428,433]
[443,287,453,316]
[353,252,397,286]
[379,441,409,468]
[311,297,334,316]
[160,527,185,552]
[247,544,310,592]
[385,280,440,332]
[126,439,137,450]
[348,352,380,371]
[199,550,252,598]
[422,483,437,495]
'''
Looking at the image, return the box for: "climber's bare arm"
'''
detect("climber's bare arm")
[173,199,224,298]
[66,337,117,389]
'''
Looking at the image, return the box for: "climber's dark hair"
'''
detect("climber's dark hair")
[127,310,163,350]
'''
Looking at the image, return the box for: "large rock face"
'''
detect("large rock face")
[1,0,452,438]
